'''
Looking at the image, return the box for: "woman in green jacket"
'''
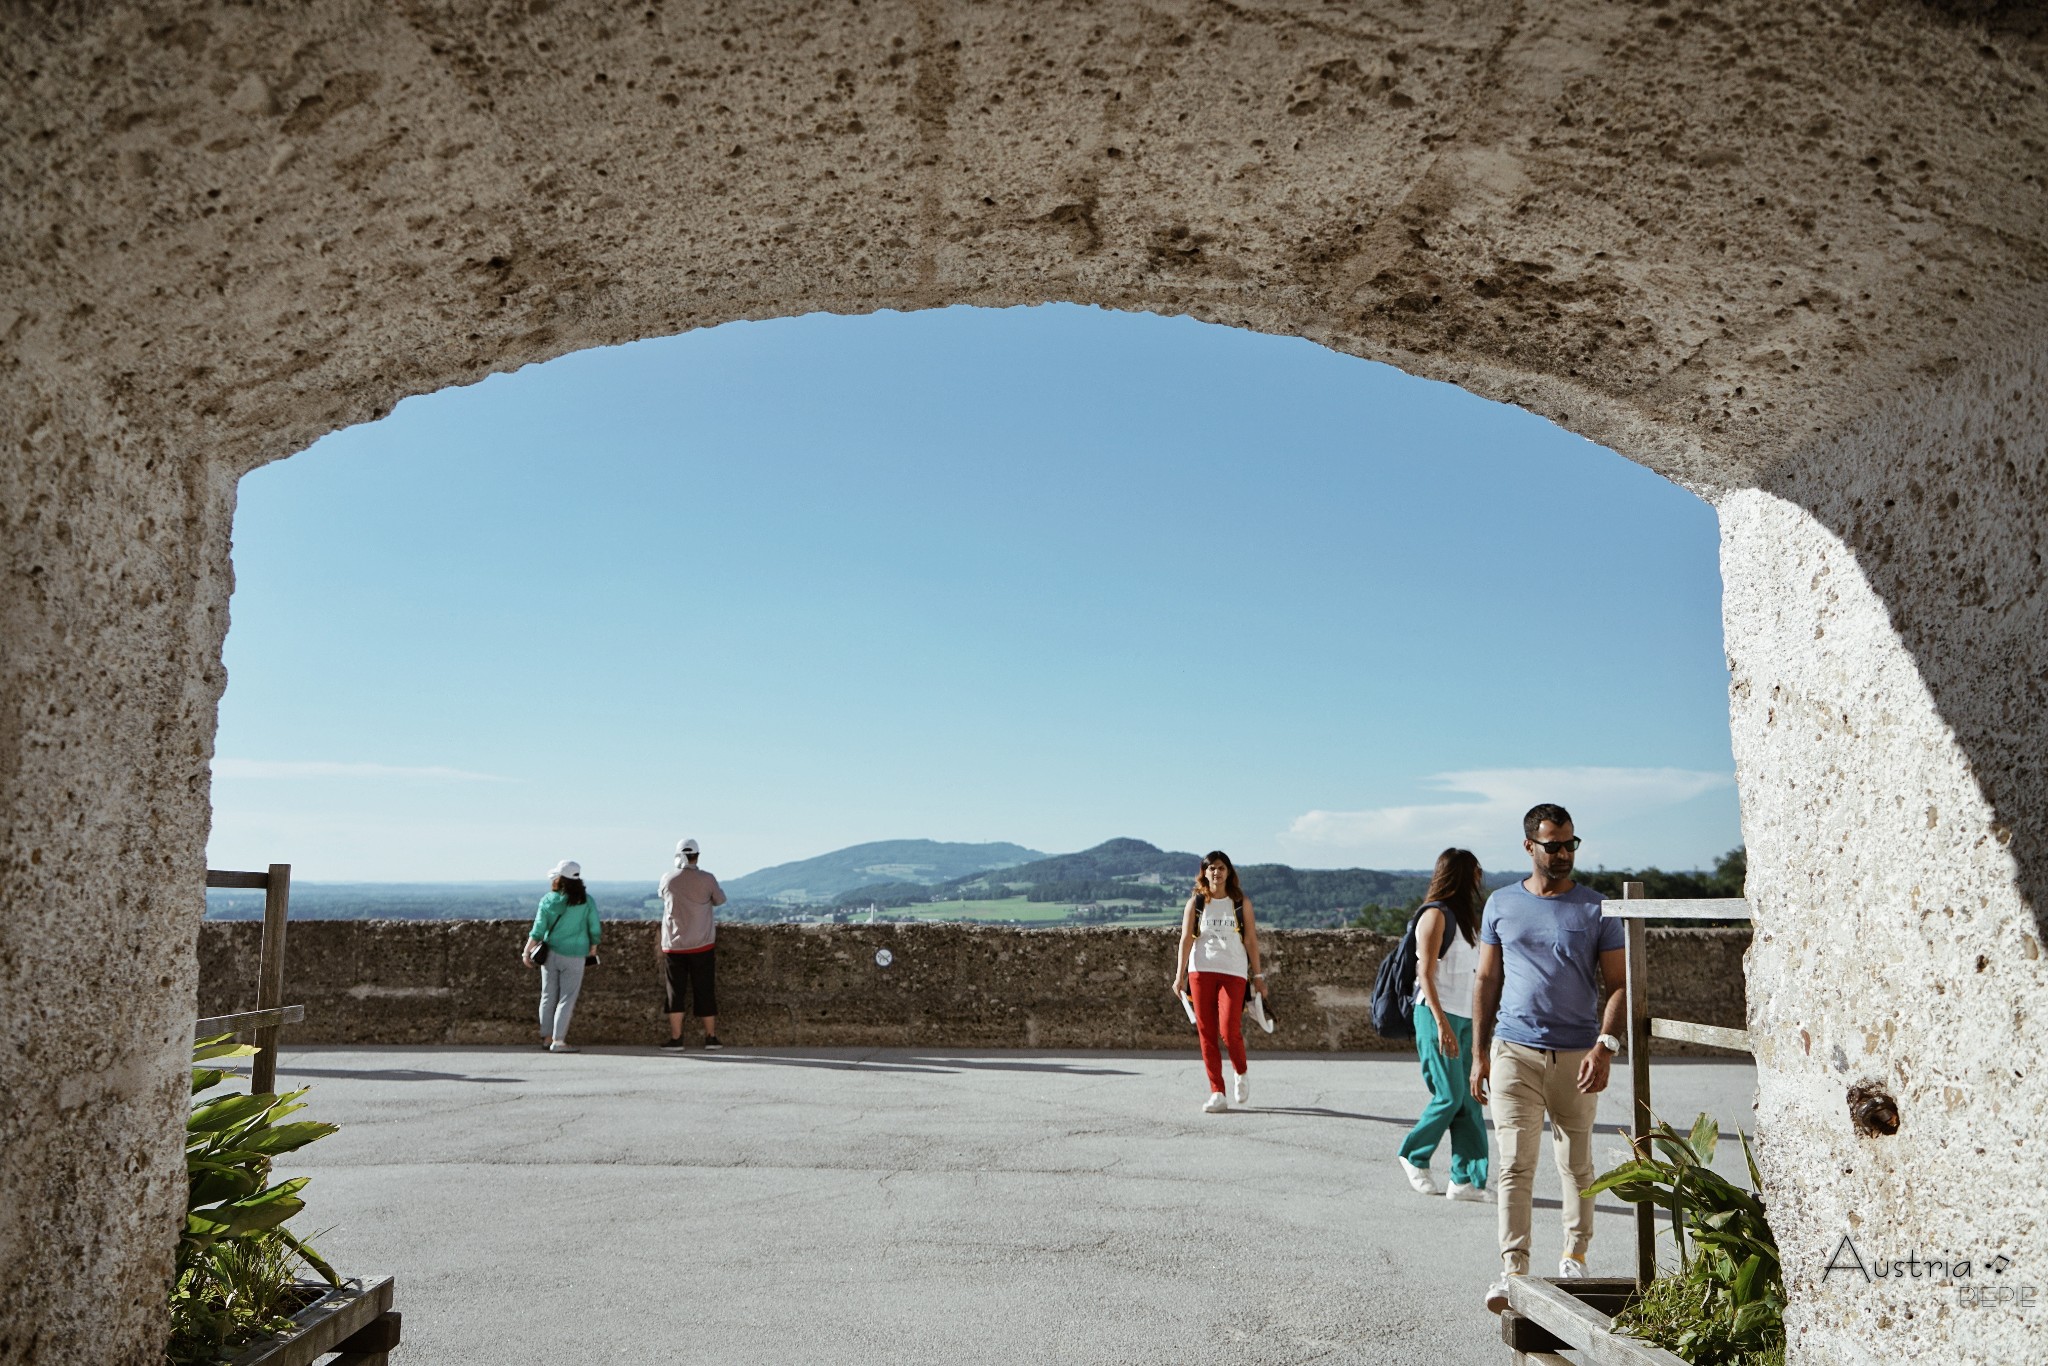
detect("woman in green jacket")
[524,859,603,1052]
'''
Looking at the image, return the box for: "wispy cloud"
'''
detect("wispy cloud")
[213,758,510,783]
[1282,767,1734,867]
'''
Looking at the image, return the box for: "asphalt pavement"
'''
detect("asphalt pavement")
[263,1045,1757,1366]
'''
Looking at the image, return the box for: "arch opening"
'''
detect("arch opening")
[209,303,1741,890]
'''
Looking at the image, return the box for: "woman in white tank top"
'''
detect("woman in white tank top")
[1171,850,1268,1113]
[1397,848,1491,1201]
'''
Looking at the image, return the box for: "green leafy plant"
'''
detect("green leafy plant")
[168,1036,340,1365]
[1585,1112,1784,1366]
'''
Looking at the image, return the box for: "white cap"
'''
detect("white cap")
[548,859,583,880]
[677,838,700,856]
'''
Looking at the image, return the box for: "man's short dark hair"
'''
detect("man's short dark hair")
[1524,803,1573,839]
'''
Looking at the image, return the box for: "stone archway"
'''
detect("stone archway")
[3,3,2043,1360]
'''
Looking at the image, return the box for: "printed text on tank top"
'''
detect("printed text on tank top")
[1187,897,1250,978]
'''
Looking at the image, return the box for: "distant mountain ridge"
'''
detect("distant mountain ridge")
[954,837,1201,888]
[721,839,1045,905]
[829,837,1461,927]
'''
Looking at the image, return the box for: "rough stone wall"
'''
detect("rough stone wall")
[1720,332,2048,1364]
[4,2,2047,1362]
[196,920,1752,1052]
[0,400,236,1362]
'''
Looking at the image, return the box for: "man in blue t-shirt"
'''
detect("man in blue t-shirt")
[1470,803,1628,1313]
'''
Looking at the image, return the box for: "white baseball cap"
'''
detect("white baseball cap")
[548,859,583,880]
[677,838,700,856]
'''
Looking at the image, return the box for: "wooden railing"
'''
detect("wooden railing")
[1603,882,1754,1289]
[1502,1276,1690,1365]
[202,863,301,1094]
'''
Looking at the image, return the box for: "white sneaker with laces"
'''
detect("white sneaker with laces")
[1232,1072,1250,1106]
[548,1041,579,1053]
[1484,1277,1515,1313]
[1445,1181,1492,1203]
[1558,1256,1589,1278]
[1398,1157,1440,1196]
[1202,1091,1229,1114]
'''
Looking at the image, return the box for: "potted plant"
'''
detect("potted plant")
[170,1036,398,1365]
[1587,1114,1785,1365]
[1505,1113,1783,1366]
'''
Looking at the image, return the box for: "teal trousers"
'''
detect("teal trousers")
[1397,1003,1490,1188]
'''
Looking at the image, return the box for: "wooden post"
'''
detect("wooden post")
[252,863,291,1095]
[1622,880,1655,1288]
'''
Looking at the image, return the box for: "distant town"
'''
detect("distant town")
[204,837,1745,933]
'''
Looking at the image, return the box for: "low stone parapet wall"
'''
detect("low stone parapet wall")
[198,920,1751,1053]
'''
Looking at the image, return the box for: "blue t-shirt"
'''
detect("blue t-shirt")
[1479,881,1624,1050]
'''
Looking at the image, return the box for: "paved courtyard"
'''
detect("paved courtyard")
[264,1046,1756,1365]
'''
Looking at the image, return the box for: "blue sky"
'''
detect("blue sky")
[208,303,1740,883]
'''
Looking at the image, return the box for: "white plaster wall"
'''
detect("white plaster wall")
[1721,330,2048,1363]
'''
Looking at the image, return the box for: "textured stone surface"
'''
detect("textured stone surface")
[196,920,1751,1051]
[3,2,2045,1361]
[1720,329,2048,1364]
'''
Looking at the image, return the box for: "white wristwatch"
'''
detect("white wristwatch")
[1596,1033,1623,1055]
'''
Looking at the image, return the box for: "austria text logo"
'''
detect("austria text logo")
[1823,1236,2034,1310]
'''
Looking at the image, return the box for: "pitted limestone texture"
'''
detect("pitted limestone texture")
[4,3,2047,1362]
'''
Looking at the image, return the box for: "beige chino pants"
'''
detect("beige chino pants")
[1491,1040,1601,1276]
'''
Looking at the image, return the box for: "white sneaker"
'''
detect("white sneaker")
[1232,1072,1250,1106]
[1398,1157,1440,1195]
[1202,1091,1229,1114]
[1484,1276,1516,1313]
[548,1041,579,1053]
[1558,1256,1588,1278]
[1445,1181,1492,1203]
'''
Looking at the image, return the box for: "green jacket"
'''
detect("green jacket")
[529,891,602,957]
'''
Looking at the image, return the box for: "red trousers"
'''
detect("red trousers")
[1188,970,1248,1092]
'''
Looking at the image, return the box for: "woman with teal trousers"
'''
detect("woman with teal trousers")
[524,858,603,1053]
[1397,848,1491,1201]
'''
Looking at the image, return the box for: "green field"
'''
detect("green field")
[887,897,1179,927]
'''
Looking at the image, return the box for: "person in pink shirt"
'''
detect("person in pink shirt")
[658,838,727,1049]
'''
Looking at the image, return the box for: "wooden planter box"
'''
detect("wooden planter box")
[1501,1277,1689,1365]
[225,1276,400,1366]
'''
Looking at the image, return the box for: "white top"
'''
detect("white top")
[1421,907,1481,1019]
[1186,897,1250,978]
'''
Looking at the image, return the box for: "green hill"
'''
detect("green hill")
[721,839,1045,906]
[942,837,1201,895]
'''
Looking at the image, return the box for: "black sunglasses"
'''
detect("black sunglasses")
[1530,837,1583,854]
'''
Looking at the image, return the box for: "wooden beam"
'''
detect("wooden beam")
[1502,1310,1569,1352]
[194,1005,306,1038]
[1650,1018,1753,1053]
[1599,898,1751,921]
[1503,1278,1692,1366]
[227,1277,393,1366]
[1622,882,1656,1289]
[252,863,291,1094]
[206,869,273,889]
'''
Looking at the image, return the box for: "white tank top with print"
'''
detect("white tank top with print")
[1187,897,1250,978]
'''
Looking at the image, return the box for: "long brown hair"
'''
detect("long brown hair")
[552,874,588,907]
[1422,847,1481,945]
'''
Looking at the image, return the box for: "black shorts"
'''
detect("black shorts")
[663,949,717,1018]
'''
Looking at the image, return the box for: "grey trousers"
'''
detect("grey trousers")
[538,952,587,1042]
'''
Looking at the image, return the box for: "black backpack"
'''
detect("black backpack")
[1370,902,1455,1040]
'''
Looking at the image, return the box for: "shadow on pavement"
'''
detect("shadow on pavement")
[1257,1105,1422,1126]
[680,1052,1137,1077]
[1532,1195,1636,1218]
[900,1056,1139,1076]
[227,1066,524,1085]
